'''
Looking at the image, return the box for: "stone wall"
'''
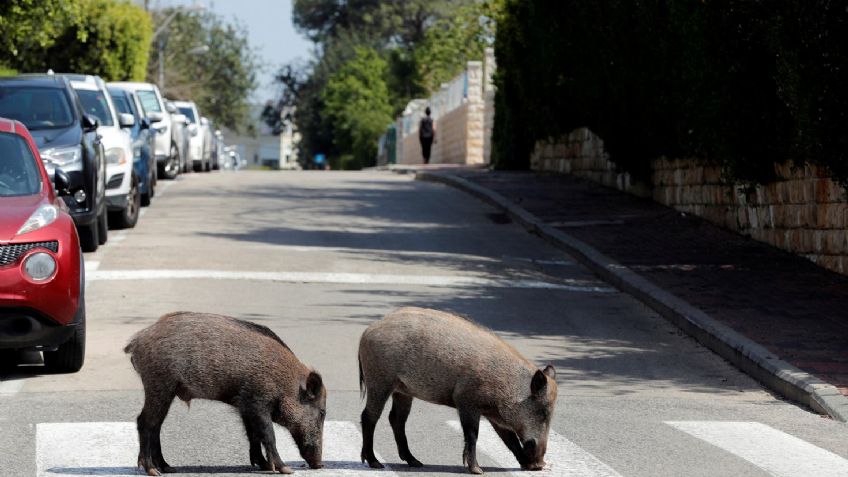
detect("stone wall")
[434,103,469,164]
[532,128,848,275]
[395,55,492,166]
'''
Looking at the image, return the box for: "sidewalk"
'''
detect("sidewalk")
[417,169,848,421]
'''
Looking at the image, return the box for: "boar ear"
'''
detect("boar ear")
[543,365,556,380]
[301,371,323,401]
[531,369,548,396]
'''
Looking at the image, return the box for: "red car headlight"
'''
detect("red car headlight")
[23,252,57,281]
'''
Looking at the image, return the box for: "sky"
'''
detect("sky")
[145,0,313,103]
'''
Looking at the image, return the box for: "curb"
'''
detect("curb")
[417,170,848,422]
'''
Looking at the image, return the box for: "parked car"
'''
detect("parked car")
[108,84,156,206]
[109,82,180,180]
[164,100,191,174]
[171,100,208,172]
[68,75,139,229]
[0,74,107,251]
[0,118,85,372]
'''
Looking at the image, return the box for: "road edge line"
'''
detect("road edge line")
[416,170,848,422]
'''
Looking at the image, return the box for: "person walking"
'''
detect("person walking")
[419,107,435,164]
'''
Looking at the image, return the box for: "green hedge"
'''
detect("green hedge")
[0,0,151,81]
[493,1,848,186]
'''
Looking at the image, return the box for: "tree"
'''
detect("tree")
[147,8,258,132]
[46,0,152,81]
[0,0,82,72]
[322,47,394,169]
[284,0,485,167]
[413,1,501,92]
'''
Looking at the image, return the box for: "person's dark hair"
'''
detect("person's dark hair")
[425,107,431,116]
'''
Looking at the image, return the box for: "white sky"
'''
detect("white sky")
[145,0,313,102]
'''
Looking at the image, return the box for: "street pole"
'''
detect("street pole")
[158,37,166,90]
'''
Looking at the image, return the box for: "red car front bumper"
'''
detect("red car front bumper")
[0,215,82,350]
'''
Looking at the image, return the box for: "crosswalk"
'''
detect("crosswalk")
[33,420,848,477]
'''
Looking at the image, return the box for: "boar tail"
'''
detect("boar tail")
[123,335,141,372]
[358,355,366,400]
[123,337,136,355]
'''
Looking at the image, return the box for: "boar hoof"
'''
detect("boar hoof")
[145,468,161,477]
[467,465,484,475]
[404,457,424,467]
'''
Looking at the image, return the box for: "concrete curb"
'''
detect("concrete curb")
[417,170,848,422]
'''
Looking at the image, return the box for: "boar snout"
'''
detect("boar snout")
[520,438,546,471]
[302,445,323,469]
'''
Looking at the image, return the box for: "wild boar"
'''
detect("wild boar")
[358,307,557,474]
[124,312,326,476]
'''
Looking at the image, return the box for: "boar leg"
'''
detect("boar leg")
[487,420,528,469]
[241,415,269,470]
[242,408,293,474]
[360,386,391,469]
[458,407,483,474]
[136,387,175,476]
[388,393,423,467]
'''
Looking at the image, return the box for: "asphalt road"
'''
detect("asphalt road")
[1,170,847,477]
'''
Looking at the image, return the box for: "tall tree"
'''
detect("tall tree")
[147,8,258,132]
[283,0,486,167]
[322,46,394,169]
[0,0,82,72]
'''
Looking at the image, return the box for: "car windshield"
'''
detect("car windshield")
[178,107,197,123]
[137,90,162,114]
[76,89,114,127]
[0,132,41,197]
[0,86,74,131]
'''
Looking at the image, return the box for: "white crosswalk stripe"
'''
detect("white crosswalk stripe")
[32,419,848,477]
[666,421,848,477]
[36,422,137,477]
[447,420,623,477]
[275,420,397,475]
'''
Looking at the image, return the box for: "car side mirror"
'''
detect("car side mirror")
[82,114,99,132]
[147,111,165,123]
[188,123,199,136]
[118,113,136,128]
[165,102,178,114]
[54,168,71,196]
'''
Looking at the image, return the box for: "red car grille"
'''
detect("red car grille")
[0,241,59,266]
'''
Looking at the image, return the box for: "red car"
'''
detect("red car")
[0,118,85,373]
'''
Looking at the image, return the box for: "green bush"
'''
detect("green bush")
[323,47,394,169]
[47,0,152,81]
[493,0,848,186]
[0,0,151,81]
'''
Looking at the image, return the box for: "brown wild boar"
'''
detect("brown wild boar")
[358,307,557,474]
[124,312,326,476]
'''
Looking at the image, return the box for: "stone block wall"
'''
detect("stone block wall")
[433,103,470,164]
[395,59,489,165]
[532,128,848,275]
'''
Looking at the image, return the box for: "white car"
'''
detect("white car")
[172,100,209,172]
[109,82,180,180]
[69,75,140,229]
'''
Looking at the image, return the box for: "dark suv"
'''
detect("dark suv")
[0,75,107,252]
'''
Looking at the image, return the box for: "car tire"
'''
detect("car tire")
[193,161,202,172]
[204,159,211,172]
[43,301,85,374]
[111,175,140,229]
[79,221,99,253]
[97,208,108,244]
[159,143,180,180]
[141,170,153,206]
[0,349,18,372]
